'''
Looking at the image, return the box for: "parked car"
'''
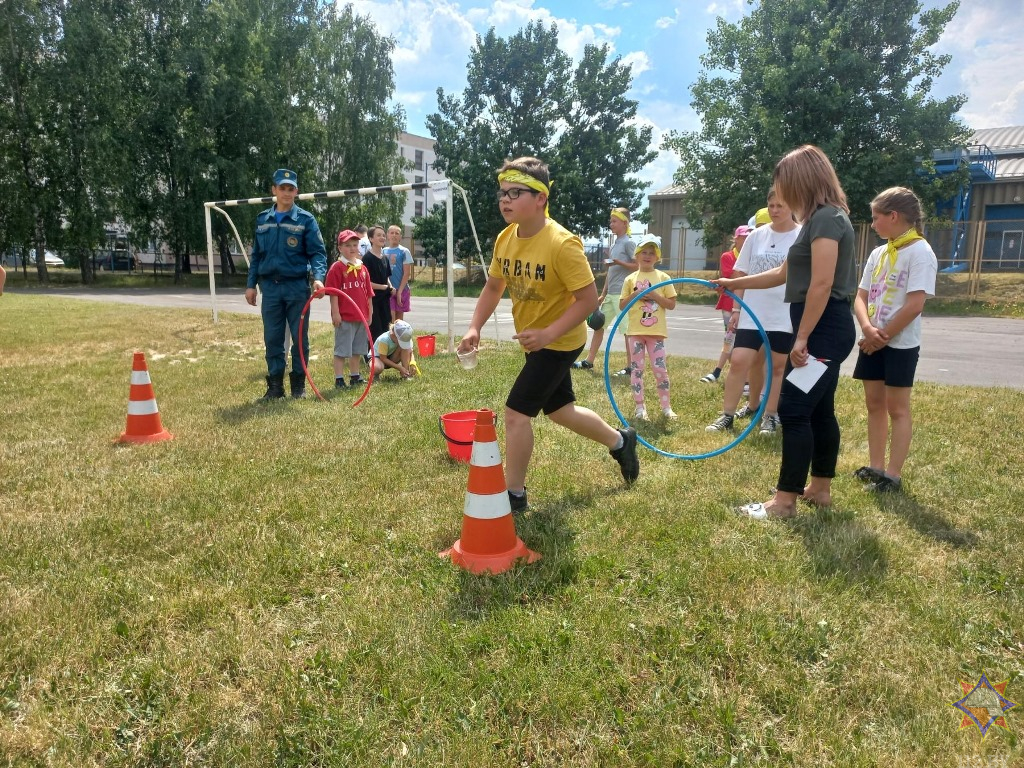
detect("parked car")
[30,250,65,267]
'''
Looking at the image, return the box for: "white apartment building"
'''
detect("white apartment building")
[397,131,446,239]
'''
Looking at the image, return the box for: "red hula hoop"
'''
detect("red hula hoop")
[297,287,375,406]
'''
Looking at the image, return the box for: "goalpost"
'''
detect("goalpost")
[202,179,487,353]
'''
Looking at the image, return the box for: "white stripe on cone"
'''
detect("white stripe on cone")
[130,371,152,385]
[127,400,159,416]
[470,441,502,467]
[463,491,512,520]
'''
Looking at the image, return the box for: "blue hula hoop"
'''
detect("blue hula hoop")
[602,277,772,460]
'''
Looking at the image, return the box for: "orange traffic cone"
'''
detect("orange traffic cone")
[440,409,540,574]
[118,352,173,444]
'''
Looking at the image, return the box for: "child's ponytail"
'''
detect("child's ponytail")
[871,187,925,236]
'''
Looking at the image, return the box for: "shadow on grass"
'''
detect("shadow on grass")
[437,487,628,621]
[872,491,979,549]
[787,506,890,587]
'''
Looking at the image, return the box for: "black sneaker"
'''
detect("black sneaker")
[610,427,639,486]
[735,402,759,419]
[335,378,348,389]
[705,413,735,432]
[349,374,365,386]
[613,363,634,377]
[572,360,594,370]
[508,488,528,514]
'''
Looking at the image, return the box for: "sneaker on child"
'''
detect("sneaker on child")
[610,427,639,485]
[508,488,529,514]
[735,402,759,419]
[705,413,735,432]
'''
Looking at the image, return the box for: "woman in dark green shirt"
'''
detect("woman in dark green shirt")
[717,145,857,519]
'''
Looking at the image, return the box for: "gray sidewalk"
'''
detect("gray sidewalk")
[27,286,1024,389]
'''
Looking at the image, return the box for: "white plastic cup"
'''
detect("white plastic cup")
[457,348,478,370]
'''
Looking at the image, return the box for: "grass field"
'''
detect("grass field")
[1,293,1022,767]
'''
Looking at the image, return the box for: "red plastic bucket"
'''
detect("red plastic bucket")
[416,334,436,357]
[439,410,493,463]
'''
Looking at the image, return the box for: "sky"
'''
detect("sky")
[347,0,1024,202]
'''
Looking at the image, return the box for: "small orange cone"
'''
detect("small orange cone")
[440,409,540,574]
[118,352,173,444]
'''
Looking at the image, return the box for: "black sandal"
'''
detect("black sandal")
[853,466,885,482]
[868,476,902,494]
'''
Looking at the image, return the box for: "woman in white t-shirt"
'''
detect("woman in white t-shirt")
[706,188,800,436]
[852,187,937,493]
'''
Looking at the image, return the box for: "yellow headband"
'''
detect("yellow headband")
[610,210,629,223]
[497,169,551,217]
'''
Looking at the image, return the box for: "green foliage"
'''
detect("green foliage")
[411,204,450,263]
[663,0,969,245]
[0,0,406,283]
[427,22,655,253]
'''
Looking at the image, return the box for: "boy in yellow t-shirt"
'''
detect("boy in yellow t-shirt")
[458,157,639,513]
[619,234,677,421]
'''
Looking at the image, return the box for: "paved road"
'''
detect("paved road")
[35,286,1024,389]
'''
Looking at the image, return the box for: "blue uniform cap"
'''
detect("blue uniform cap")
[273,168,299,188]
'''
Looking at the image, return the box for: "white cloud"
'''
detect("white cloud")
[632,99,703,203]
[477,1,622,60]
[932,1,1024,128]
[621,51,651,79]
[703,0,745,19]
[655,13,678,30]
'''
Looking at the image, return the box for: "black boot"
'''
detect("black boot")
[289,372,306,399]
[260,373,285,401]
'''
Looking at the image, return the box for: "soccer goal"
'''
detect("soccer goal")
[202,178,485,353]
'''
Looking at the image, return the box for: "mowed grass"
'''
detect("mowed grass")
[1,294,1022,767]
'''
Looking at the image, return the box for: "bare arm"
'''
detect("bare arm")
[459,276,505,353]
[717,262,787,292]
[398,262,411,293]
[330,295,341,327]
[862,291,927,354]
[514,282,598,352]
[854,288,884,355]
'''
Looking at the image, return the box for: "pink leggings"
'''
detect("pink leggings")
[629,336,671,409]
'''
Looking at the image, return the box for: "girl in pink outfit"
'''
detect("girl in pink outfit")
[619,234,678,421]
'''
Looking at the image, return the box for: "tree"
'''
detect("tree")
[48,0,131,282]
[0,0,61,283]
[426,22,654,256]
[306,3,406,241]
[662,0,969,246]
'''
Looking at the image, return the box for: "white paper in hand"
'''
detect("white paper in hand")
[786,357,829,393]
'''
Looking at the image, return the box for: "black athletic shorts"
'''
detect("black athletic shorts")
[506,345,584,417]
[734,328,793,355]
[852,345,921,388]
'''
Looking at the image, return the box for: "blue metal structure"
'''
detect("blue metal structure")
[928,144,996,272]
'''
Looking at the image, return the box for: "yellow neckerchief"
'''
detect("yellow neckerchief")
[343,258,361,277]
[498,169,551,218]
[868,228,923,318]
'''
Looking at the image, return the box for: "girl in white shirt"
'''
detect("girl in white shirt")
[852,187,937,493]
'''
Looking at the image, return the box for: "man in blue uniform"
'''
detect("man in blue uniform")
[245,168,328,400]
